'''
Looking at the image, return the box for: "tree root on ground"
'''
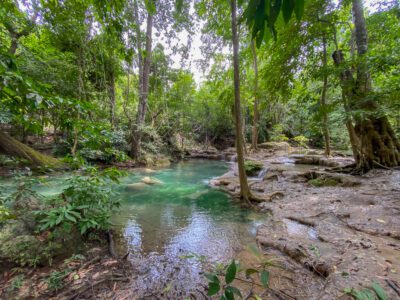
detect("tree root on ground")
[251,191,284,203]
[258,237,331,278]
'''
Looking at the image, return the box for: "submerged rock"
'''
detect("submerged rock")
[126,182,148,190]
[141,176,163,185]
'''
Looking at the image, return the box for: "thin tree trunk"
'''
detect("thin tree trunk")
[230,0,251,203]
[108,70,116,128]
[250,39,259,150]
[320,36,331,157]
[131,8,153,159]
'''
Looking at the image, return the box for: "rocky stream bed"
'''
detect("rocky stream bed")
[208,143,400,299]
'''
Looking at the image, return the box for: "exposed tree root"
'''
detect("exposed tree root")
[386,279,400,297]
[258,237,331,278]
[251,191,284,203]
[287,216,316,227]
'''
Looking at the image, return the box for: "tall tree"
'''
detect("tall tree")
[230,0,252,203]
[333,0,400,171]
[320,35,331,157]
[131,4,154,159]
[250,39,259,150]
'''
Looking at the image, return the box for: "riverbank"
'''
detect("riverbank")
[211,143,400,299]
[1,145,399,299]
[0,239,135,299]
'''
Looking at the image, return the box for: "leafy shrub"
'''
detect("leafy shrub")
[270,124,289,142]
[197,244,278,299]
[62,154,86,169]
[343,282,388,300]
[141,125,165,155]
[292,135,309,148]
[52,140,71,157]
[0,205,13,224]
[37,167,123,235]
[8,274,25,291]
[46,269,71,291]
[244,160,264,177]
[0,228,60,267]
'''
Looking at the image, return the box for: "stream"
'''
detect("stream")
[112,160,266,296]
[1,160,267,297]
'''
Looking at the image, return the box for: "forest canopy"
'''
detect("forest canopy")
[0,0,399,173]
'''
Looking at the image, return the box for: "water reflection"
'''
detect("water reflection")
[111,160,266,296]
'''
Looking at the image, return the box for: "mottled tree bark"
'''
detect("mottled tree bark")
[332,0,400,171]
[320,36,331,157]
[131,6,153,159]
[107,69,116,128]
[351,0,399,170]
[251,40,259,150]
[230,0,252,203]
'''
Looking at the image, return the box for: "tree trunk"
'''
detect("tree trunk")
[230,0,252,203]
[108,69,116,128]
[0,131,62,167]
[351,0,399,170]
[250,40,259,150]
[320,36,331,157]
[131,8,153,159]
[332,0,400,171]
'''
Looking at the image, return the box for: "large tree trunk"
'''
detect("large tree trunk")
[320,36,331,157]
[250,40,259,150]
[333,0,400,171]
[0,131,62,167]
[230,0,252,204]
[131,9,153,159]
[351,0,399,170]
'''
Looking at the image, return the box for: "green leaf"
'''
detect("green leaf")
[282,0,294,23]
[371,282,388,300]
[204,273,220,284]
[294,0,304,21]
[144,0,156,15]
[225,260,237,284]
[207,282,220,296]
[245,268,259,278]
[224,289,234,300]
[269,0,282,27]
[226,286,242,298]
[64,213,77,223]
[260,270,270,287]
[55,213,64,225]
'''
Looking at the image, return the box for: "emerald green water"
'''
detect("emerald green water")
[1,160,266,296]
[113,160,264,256]
[112,160,266,296]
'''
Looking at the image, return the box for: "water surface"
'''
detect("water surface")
[112,160,266,296]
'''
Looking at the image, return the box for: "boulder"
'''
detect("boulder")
[141,176,163,185]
